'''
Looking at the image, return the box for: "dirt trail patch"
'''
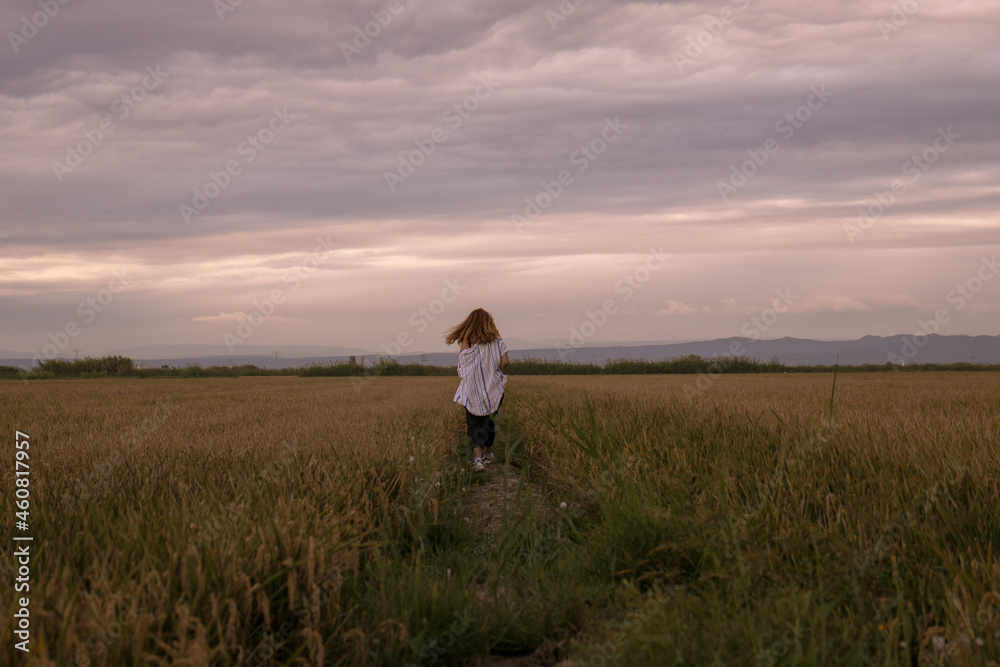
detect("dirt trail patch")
[462,463,572,667]
[465,463,549,533]
[464,637,571,667]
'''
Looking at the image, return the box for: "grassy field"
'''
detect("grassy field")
[2,373,999,666]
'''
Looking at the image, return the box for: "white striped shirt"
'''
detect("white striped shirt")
[453,337,508,416]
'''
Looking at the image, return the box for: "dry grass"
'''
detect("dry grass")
[2,372,999,665]
[1,377,461,666]
[504,373,1000,665]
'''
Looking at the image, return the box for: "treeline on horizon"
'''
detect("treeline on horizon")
[1,354,998,379]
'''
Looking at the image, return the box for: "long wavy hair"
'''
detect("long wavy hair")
[445,308,500,346]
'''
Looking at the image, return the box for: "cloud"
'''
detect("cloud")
[3,0,1000,352]
[186,312,249,323]
[657,299,712,316]
[860,292,924,312]
[184,312,306,323]
[791,295,871,314]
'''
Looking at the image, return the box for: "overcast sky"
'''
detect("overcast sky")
[1,0,998,357]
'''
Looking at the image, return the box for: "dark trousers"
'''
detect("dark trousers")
[465,393,504,452]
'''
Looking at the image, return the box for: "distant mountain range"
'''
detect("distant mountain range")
[517,334,1000,366]
[2,335,997,369]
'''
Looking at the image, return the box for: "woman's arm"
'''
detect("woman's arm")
[499,352,509,373]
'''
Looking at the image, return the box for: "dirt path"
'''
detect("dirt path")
[465,462,547,533]
[461,462,572,667]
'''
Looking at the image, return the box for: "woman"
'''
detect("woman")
[445,308,509,471]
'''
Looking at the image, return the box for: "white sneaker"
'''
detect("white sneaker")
[483,453,496,465]
[473,457,486,472]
